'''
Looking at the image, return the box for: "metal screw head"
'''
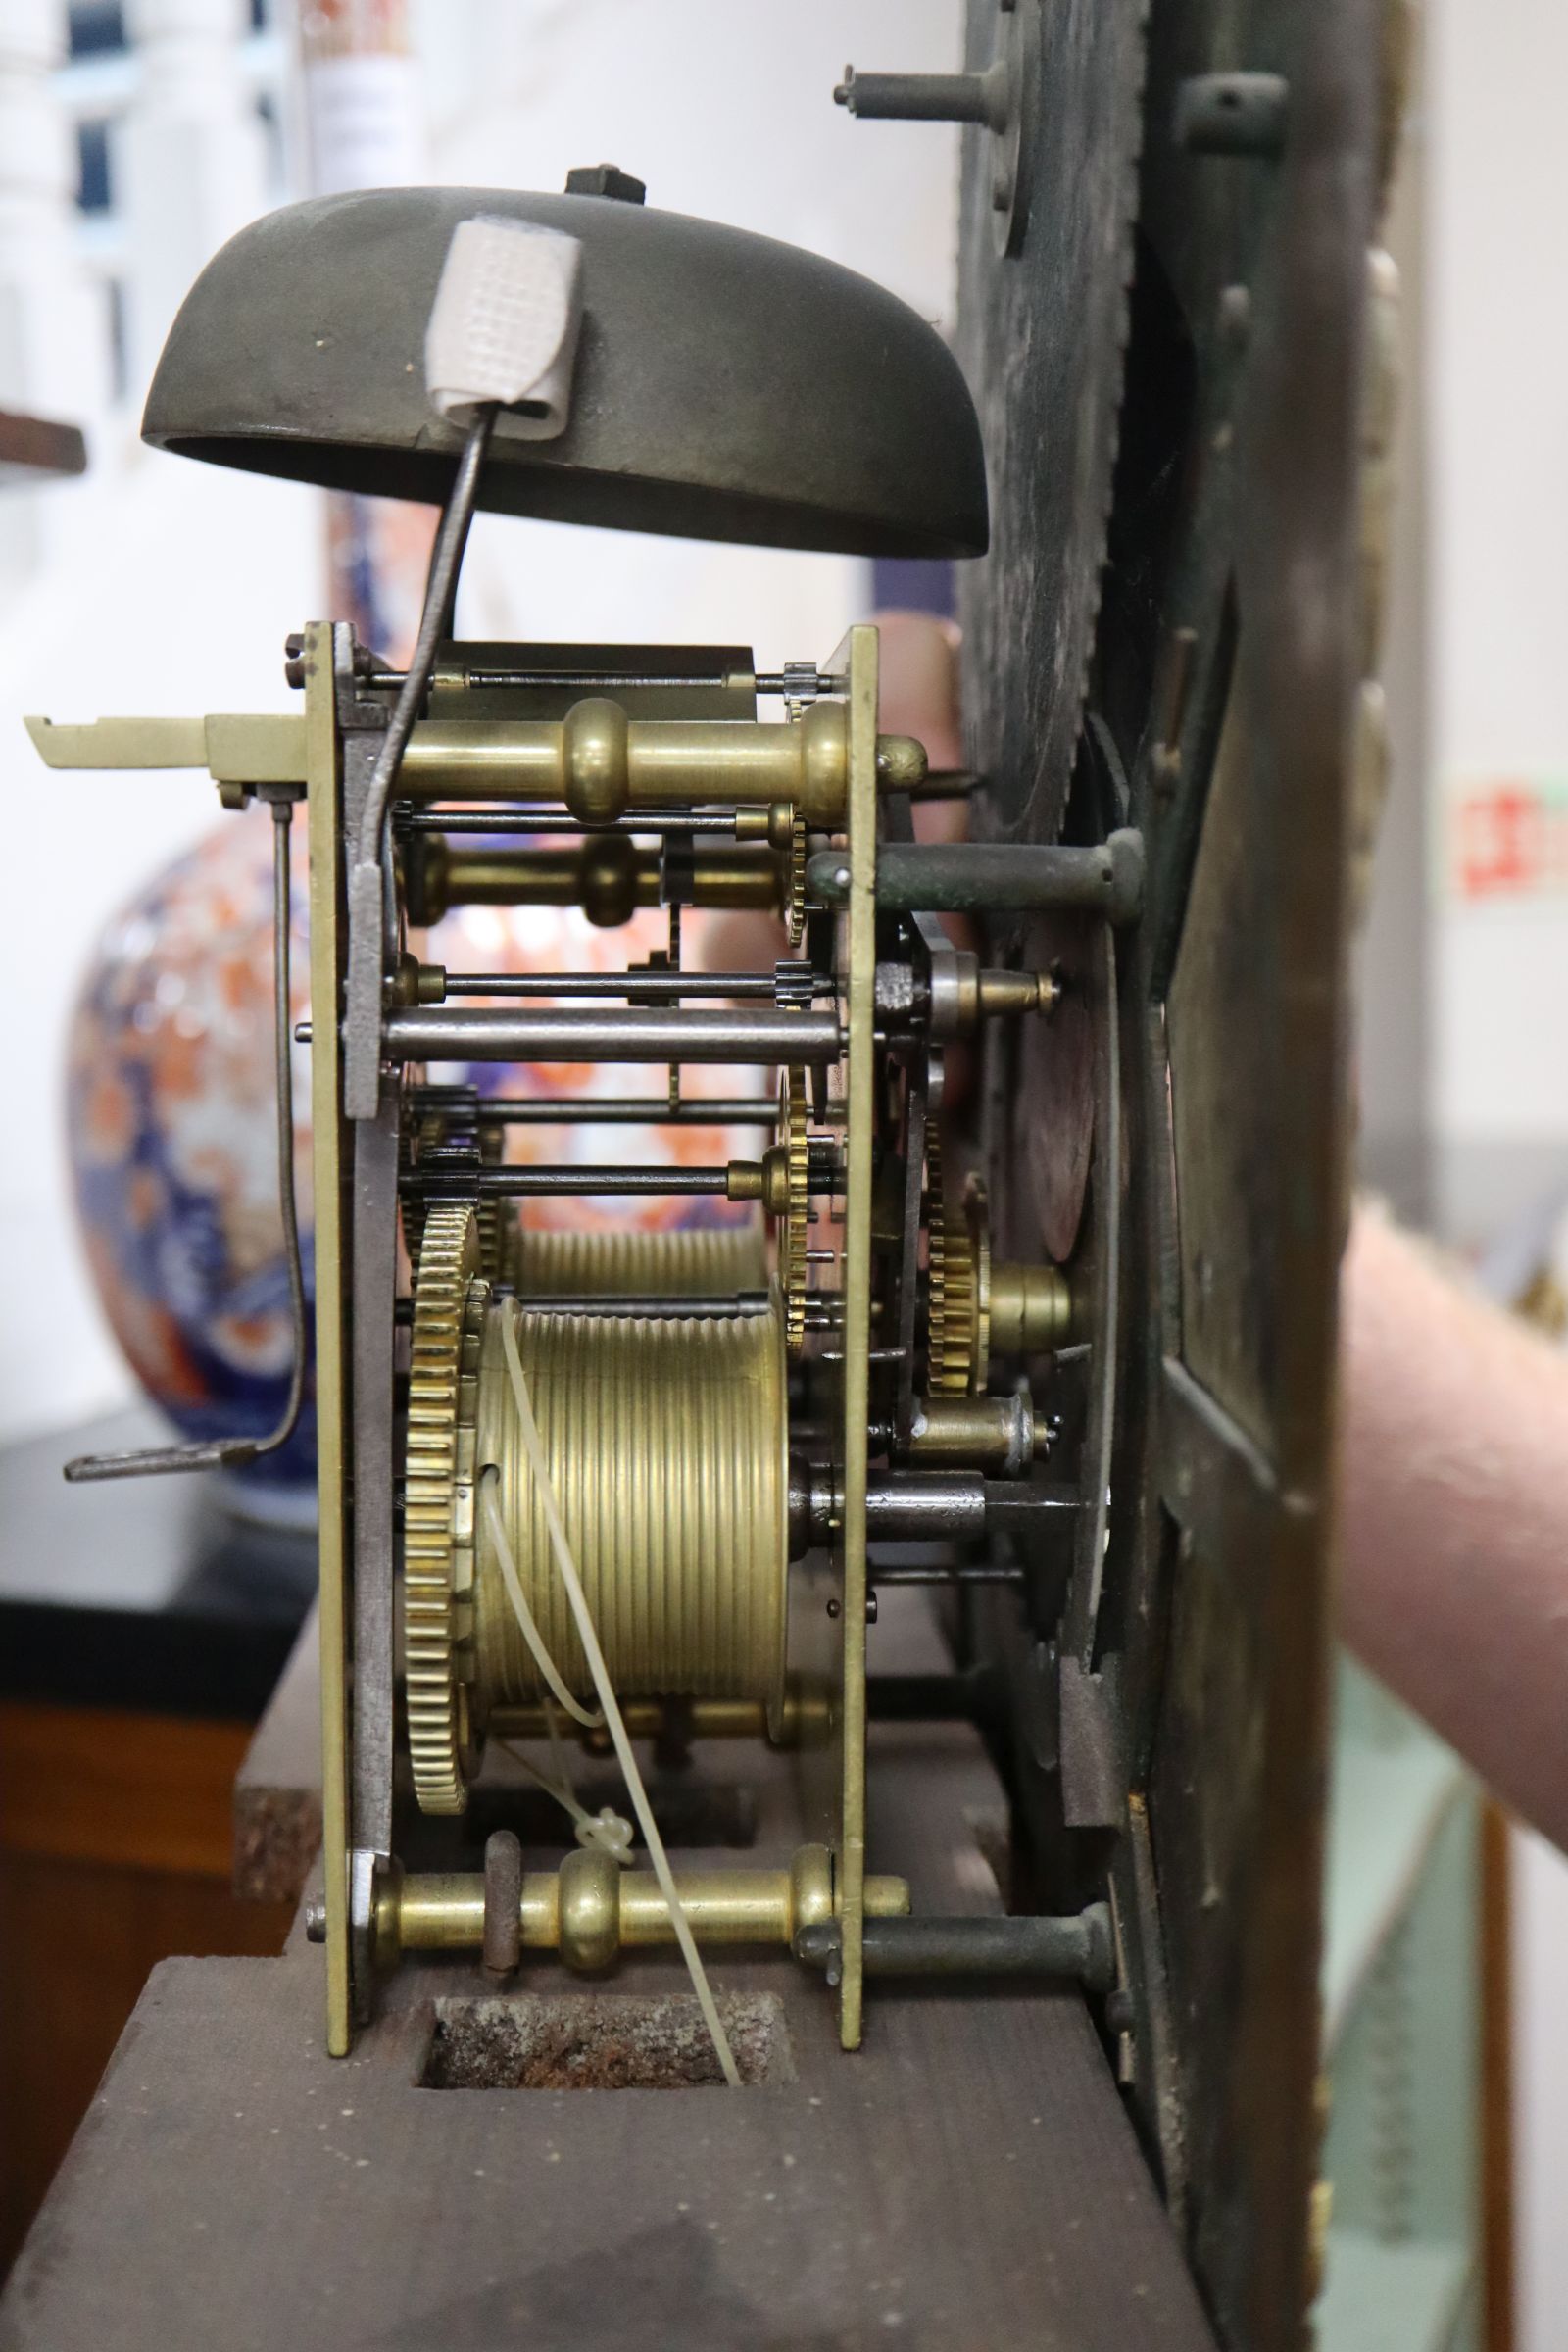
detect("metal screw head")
[564,163,647,204]
[1174,71,1289,158]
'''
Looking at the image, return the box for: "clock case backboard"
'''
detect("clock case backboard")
[955,0,1386,2344]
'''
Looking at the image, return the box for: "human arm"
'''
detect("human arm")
[1338,1199,1568,1846]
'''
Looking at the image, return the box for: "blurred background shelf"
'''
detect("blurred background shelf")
[0,1405,312,2274]
[1323,1670,1473,2053]
[0,407,86,485]
[1318,2233,1477,2352]
[1316,1660,1501,2352]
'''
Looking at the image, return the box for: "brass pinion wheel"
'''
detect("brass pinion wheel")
[927,1140,992,1397]
[399,1098,506,1285]
[403,1200,489,1815]
[397,1103,444,1283]
[776,1064,811,1356]
[785,807,808,948]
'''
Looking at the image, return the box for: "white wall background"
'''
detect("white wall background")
[0,454,320,1442]
[1423,3,1568,2344]
[1429,0,1568,1168]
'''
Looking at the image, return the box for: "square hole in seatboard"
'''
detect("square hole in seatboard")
[419,1991,794,2089]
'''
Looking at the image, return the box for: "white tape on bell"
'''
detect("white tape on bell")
[425,216,584,438]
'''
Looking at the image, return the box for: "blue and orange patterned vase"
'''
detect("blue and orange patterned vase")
[66,810,317,1515]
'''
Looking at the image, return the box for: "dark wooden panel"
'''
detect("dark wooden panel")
[0,1700,292,2276]
[233,1618,322,1905]
[1137,0,1374,2308]
[957,0,1380,2344]
[0,1704,257,1879]
[0,1854,289,2278]
[1166,699,1281,1461]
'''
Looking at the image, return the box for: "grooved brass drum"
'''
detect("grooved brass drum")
[505,1220,768,1297]
[472,1287,790,1734]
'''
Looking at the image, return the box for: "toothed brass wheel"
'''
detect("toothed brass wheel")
[785,807,808,948]
[776,1064,811,1356]
[400,1099,506,1285]
[403,1201,489,1815]
[398,1105,445,1283]
[475,1126,506,1284]
[927,1140,991,1397]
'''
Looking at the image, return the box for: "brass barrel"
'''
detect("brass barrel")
[988,1260,1075,1354]
[507,1221,768,1297]
[473,1289,789,1726]
[486,1690,833,1745]
[407,835,781,927]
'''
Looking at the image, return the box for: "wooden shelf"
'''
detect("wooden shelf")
[0,408,87,485]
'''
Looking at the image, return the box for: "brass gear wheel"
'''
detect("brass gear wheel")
[927,1140,991,1397]
[475,1126,506,1285]
[398,1104,445,1283]
[399,1100,505,1286]
[403,1200,489,1815]
[777,1064,810,1357]
[785,807,808,948]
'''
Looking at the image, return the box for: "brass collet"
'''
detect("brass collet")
[404,834,782,928]
[724,1145,798,1215]
[379,1841,910,1974]
[907,1394,1049,1474]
